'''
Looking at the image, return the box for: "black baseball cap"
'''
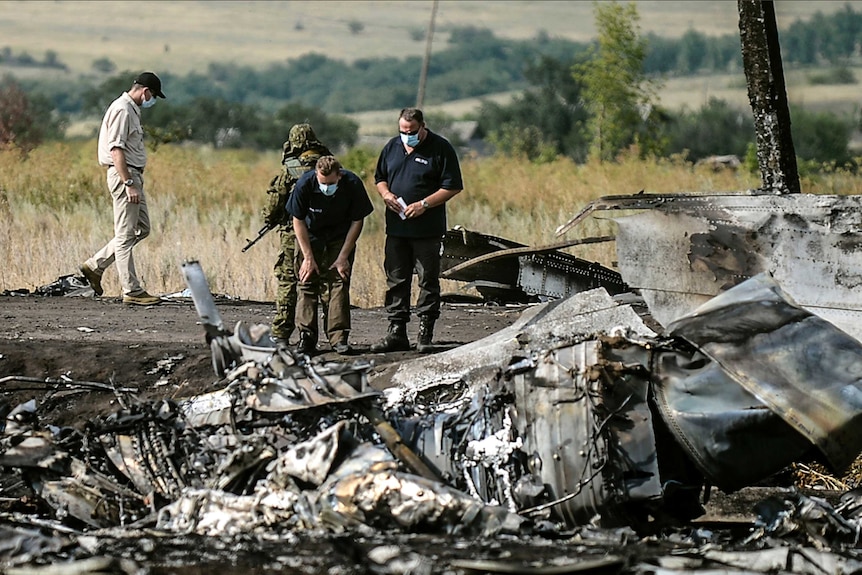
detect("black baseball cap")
[135,72,166,98]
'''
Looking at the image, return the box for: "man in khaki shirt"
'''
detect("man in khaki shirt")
[80,72,166,305]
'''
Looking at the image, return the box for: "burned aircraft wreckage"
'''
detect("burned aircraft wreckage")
[5,236,862,573]
[5,4,862,573]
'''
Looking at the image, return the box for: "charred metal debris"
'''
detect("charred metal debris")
[4,253,862,572]
[440,226,627,304]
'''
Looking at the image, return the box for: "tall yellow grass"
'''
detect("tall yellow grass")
[3,141,861,308]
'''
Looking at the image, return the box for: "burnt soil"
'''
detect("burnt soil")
[0,294,523,428]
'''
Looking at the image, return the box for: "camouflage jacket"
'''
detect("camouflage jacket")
[261,126,332,228]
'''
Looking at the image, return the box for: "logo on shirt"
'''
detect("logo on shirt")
[309,207,323,214]
[414,157,429,165]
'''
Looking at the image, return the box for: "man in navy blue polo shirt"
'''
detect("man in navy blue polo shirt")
[286,156,374,355]
[371,107,463,353]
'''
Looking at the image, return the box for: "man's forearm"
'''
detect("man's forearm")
[338,220,364,260]
[110,148,133,182]
[293,217,314,258]
[376,182,393,198]
[424,188,462,207]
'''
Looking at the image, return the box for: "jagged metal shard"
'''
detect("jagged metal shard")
[372,287,656,394]
[180,260,227,339]
[385,277,862,527]
[383,290,670,526]
[557,192,862,343]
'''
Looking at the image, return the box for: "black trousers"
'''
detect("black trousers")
[383,235,442,324]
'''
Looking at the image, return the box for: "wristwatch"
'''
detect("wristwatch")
[123,178,134,187]
[421,199,431,209]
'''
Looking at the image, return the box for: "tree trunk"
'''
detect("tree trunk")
[738,0,800,194]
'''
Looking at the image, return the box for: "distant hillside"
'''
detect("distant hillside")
[8,0,862,145]
[0,0,855,78]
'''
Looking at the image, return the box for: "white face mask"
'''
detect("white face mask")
[318,182,338,196]
[141,94,156,109]
[400,131,420,147]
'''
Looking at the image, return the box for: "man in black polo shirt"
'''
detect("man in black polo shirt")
[287,156,374,355]
[371,107,463,353]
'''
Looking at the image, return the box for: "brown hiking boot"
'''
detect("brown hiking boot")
[123,291,161,305]
[417,317,435,353]
[370,322,410,353]
[79,264,103,296]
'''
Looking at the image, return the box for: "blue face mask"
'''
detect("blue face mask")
[400,132,420,147]
[318,182,338,196]
[141,94,156,109]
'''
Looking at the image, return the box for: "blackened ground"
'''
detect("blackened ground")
[0,294,524,428]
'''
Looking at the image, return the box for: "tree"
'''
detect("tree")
[486,124,558,163]
[664,98,754,162]
[676,29,707,74]
[91,57,116,74]
[790,106,853,166]
[0,78,63,153]
[574,1,662,161]
[174,97,263,148]
[266,102,358,151]
[83,71,137,115]
[43,50,64,70]
[478,55,590,162]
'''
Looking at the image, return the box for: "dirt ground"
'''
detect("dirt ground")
[0,294,524,428]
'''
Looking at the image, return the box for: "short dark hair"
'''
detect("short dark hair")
[316,155,341,176]
[399,107,424,124]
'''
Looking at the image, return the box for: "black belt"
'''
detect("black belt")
[109,164,145,174]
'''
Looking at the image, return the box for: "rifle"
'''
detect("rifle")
[242,223,275,252]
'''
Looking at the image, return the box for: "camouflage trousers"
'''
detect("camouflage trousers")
[271,229,298,341]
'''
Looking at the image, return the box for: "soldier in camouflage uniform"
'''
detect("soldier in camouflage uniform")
[261,124,332,344]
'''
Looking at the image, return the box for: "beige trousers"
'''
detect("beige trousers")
[85,167,150,296]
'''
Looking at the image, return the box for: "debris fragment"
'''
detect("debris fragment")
[441,226,627,303]
[556,192,862,342]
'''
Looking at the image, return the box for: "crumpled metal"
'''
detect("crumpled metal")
[658,272,862,489]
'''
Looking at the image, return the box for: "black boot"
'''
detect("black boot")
[297,331,317,355]
[371,322,410,353]
[417,317,435,353]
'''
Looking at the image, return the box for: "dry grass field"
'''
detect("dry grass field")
[3,2,862,306]
[660,67,862,117]
[5,140,862,307]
